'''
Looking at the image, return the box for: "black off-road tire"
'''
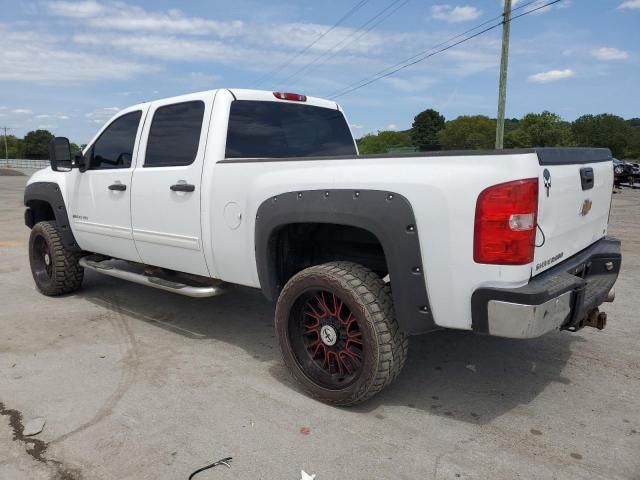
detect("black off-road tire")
[275,261,408,406]
[28,221,84,296]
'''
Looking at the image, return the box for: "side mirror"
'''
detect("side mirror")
[49,137,72,172]
[49,137,88,172]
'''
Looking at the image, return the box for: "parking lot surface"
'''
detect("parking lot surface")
[1,173,639,480]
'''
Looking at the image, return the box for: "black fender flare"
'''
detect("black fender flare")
[24,182,80,252]
[255,189,436,335]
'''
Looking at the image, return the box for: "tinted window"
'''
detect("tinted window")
[90,111,141,170]
[145,101,205,167]
[225,101,356,158]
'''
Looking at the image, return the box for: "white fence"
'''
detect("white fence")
[0,159,50,169]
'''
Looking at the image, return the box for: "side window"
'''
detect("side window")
[89,111,142,170]
[144,101,205,167]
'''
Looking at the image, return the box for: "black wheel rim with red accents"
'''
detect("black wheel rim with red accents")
[288,289,364,389]
[32,234,53,283]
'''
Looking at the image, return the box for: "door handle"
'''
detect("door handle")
[580,167,594,191]
[170,183,195,192]
[108,183,127,191]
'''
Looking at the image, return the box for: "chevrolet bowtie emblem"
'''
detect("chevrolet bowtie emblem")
[580,199,593,217]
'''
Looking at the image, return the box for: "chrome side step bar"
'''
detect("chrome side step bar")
[79,258,226,298]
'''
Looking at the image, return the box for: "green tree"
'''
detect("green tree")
[505,111,573,148]
[623,128,640,160]
[504,117,520,135]
[411,108,445,151]
[627,118,640,128]
[572,114,631,158]
[0,135,24,159]
[437,115,496,150]
[357,130,413,154]
[22,129,54,159]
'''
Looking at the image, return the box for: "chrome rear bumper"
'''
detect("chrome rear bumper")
[487,291,572,339]
[472,236,621,339]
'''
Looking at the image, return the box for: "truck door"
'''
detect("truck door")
[69,107,147,262]
[130,92,213,277]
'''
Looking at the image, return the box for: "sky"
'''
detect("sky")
[0,0,638,144]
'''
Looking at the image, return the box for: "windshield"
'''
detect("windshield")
[225,100,356,159]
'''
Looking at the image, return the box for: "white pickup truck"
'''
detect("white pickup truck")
[24,89,621,406]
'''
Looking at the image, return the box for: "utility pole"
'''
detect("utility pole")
[495,0,512,149]
[1,126,9,162]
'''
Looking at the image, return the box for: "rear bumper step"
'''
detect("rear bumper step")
[79,258,226,298]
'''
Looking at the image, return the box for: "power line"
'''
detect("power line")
[276,0,409,88]
[327,0,561,100]
[329,6,510,95]
[327,0,552,99]
[255,0,370,87]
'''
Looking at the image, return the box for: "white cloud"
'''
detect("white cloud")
[84,107,121,125]
[49,2,381,54]
[46,0,105,18]
[386,123,397,130]
[528,69,575,83]
[37,124,59,130]
[444,46,499,74]
[0,25,158,84]
[72,33,273,65]
[36,114,70,119]
[591,47,629,61]
[432,5,482,23]
[381,76,438,92]
[1,1,501,91]
[618,0,640,8]
[262,23,386,54]
[349,123,363,130]
[47,1,244,36]
[30,0,498,91]
[12,109,33,114]
[186,72,222,87]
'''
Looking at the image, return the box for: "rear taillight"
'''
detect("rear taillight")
[273,92,307,102]
[474,178,539,265]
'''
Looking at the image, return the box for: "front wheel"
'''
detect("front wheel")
[275,262,408,406]
[28,221,84,296]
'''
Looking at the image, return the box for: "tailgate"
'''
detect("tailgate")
[533,148,613,276]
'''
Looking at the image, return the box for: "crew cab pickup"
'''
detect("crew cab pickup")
[24,89,621,405]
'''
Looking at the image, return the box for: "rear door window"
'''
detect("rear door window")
[145,101,205,167]
[225,100,356,158]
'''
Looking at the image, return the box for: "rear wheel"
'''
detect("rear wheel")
[275,262,408,406]
[28,221,84,296]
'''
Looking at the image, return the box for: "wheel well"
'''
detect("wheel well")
[26,200,55,227]
[270,223,388,291]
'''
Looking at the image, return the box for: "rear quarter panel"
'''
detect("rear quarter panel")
[203,141,541,331]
